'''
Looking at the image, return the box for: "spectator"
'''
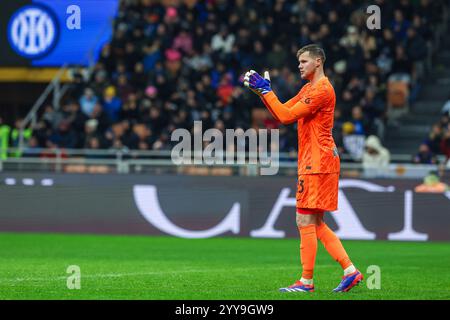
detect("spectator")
[267,42,288,70]
[413,143,437,164]
[389,45,413,83]
[22,135,41,157]
[211,25,235,55]
[342,76,365,107]
[117,74,135,101]
[340,26,365,76]
[360,88,386,138]
[83,119,99,148]
[426,124,443,155]
[440,114,450,130]
[440,129,450,162]
[7,0,444,157]
[0,117,11,160]
[216,75,234,105]
[41,104,63,130]
[391,9,410,42]
[142,40,162,72]
[86,136,101,151]
[48,120,77,149]
[102,86,122,122]
[406,27,427,62]
[104,122,127,150]
[441,95,450,116]
[250,41,267,71]
[10,118,32,156]
[379,28,396,60]
[362,135,391,177]
[350,105,370,135]
[90,103,111,134]
[172,28,193,55]
[342,121,366,161]
[79,88,98,117]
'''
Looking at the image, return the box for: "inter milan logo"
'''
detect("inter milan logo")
[8,4,59,58]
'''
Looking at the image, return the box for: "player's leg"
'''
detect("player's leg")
[297,210,320,283]
[316,219,353,272]
[316,220,363,292]
[279,209,321,293]
[315,173,363,292]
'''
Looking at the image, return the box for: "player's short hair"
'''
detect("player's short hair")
[296,44,326,64]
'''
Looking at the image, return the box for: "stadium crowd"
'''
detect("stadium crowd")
[415,98,450,165]
[3,0,447,162]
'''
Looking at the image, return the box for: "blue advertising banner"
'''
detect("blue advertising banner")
[1,0,119,66]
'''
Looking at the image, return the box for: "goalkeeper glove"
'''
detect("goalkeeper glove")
[243,70,272,95]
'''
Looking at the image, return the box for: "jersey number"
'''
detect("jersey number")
[298,179,305,193]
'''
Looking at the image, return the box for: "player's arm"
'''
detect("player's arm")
[261,97,281,122]
[283,90,303,109]
[260,90,302,123]
[261,91,315,125]
[261,90,303,124]
[243,70,305,124]
[243,70,281,122]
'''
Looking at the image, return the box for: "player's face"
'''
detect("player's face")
[298,52,320,80]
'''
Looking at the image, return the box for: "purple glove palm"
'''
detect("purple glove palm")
[243,70,272,95]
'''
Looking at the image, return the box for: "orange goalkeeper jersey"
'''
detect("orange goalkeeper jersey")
[261,76,340,175]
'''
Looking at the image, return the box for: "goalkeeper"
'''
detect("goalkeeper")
[244,44,363,293]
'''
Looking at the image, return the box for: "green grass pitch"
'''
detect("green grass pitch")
[0,232,449,300]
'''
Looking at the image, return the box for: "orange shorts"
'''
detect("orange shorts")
[296,173,339,213]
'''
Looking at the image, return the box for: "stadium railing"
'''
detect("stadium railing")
[0,147,446,179]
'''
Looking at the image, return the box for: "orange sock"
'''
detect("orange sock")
[316,222,352,270]
[299,224,318,280]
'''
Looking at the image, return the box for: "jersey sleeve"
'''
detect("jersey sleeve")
[284,90,303,108]
[260,90,302,123]
[261,87,330,124]
[261,97,280,122]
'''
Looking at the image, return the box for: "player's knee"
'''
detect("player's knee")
[296,213,317,227]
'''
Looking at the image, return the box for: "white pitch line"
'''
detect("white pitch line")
[0,265,338,284]
[0,264,424,285]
